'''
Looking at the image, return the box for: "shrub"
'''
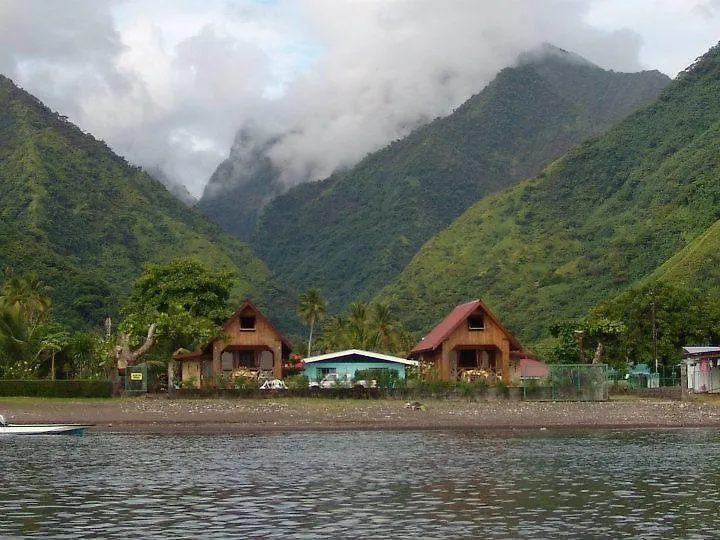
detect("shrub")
[232,375,260,390]
[214,372,230,389]
[285,374,309,389]
[458,380,475,397]
[354,368,400,388]
[0,379,112,398]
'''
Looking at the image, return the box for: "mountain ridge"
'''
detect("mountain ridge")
[374,42,720,344]
[0,74,297,332]
[246,52,669,311]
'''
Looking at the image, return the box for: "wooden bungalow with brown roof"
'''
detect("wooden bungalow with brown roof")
[409,299,529,384]
[172,300,292,388]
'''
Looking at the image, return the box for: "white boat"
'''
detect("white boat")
[0,414,92,435]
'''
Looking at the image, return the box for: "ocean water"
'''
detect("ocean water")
[1,428,719,538]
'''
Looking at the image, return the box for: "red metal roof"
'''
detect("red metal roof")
[411,300,480,354]
[410,298,523,354]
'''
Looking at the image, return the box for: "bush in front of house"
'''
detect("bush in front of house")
[0,379,112,398]
[354,368,400,388]
[285,374,309,389]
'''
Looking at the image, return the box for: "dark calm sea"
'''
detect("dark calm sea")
[1,429,718,538]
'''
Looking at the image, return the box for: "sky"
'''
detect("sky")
[0,0,718,198]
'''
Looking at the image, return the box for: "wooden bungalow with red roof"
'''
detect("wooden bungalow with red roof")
[409,299,529,384]
[172,300,292,388]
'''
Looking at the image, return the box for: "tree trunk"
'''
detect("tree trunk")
[307,320,314,357]
[114,323,157,370]
[592,342,604,364]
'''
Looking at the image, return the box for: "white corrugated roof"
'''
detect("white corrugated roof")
[683,346,720,356]
[303,349,418,366]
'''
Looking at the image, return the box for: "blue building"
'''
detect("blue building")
[303,349,418,383]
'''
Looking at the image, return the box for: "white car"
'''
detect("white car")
[309,373,376,389]
[260,379,288,390]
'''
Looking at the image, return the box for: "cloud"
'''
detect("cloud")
[206,0,647,191]
[0,0,707,198]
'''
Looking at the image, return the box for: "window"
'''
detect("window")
[221,350,258,370]
[221,351,234,371]
[319,367,337,376]
[237,350,256,367]
[468,314,485,330]
[239,315,256,330]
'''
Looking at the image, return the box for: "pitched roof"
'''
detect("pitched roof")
[683,346,720,356]
[410,298,523,354]
[172,299,292,360]
[303,349,419,366]
[519,358,549,378]
[172,350,207,361]
[220,299,293,350]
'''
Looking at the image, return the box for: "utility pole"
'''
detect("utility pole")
[651,297,658,374]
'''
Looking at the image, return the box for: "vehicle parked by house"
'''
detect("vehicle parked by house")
[309,372,377,389]
[260,379,289,390]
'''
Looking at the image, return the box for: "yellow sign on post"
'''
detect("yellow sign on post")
[130,372,143,381]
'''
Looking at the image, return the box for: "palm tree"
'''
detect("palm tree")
[297,288,327,357]
[1,274,51,326]
[0,274,52,378]
[371,302,397,351]
[346,302,372,348]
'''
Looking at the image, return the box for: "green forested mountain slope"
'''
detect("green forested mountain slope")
[375,43,720,344]
[0,75,295,331]
[251,51,669,312]
[648,214,720,290]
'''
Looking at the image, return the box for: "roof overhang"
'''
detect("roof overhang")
[172,350,210,361]
[683,346,720,356]
[411,299,525,355]
[303,349,419,366]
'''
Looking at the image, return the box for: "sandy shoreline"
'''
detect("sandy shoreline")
[2,395,720,434]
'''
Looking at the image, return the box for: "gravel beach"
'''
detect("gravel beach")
[2,395,720,434]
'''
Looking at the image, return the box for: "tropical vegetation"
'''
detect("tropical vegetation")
[247,51,668,312]
[0,273,109,379]
[375,42,720,368]
[296,288,328,357]
[118,257,237,365]
[314,301,412,356]
[0,73,296,333]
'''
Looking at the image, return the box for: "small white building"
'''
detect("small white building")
[683,346,720,393]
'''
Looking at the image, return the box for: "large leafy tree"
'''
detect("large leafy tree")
[592,283,720,371]
[297,288,327,357]
[119,258,236,365]
[547,317,626,368]
[545,282,720,372]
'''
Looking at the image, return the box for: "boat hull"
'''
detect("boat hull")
[0,424,92,435]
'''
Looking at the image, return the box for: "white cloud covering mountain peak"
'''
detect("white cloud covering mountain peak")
[0,0,717,196]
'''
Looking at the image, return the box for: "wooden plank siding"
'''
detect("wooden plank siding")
[410,299,526,384]
[173,300,291,388]
[440,316,511,383]
[211,306,284,380]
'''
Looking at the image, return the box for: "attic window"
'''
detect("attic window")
[468,314,485,330]
[239,315,256,330]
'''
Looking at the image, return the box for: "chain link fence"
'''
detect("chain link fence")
[522,363,609,401]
